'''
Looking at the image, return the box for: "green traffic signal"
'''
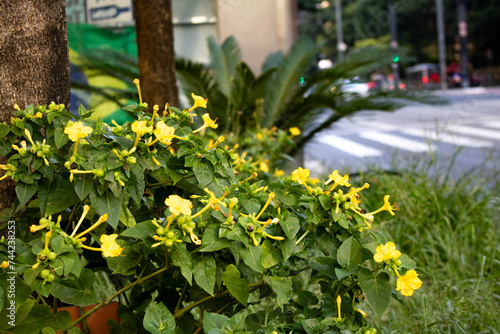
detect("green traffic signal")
[392,55,400,62]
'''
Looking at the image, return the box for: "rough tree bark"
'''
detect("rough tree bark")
[133,0,180,108]
[0,0,70,211]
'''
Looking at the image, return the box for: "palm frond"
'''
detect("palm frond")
[261,51,285,72]
[261,36,318,128]
[207,36,241,98]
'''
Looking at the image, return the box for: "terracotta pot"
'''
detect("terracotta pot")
[57,302,120,333]
[56,306,84,333]
[83,302,120,333]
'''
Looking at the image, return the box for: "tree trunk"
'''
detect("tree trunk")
[0,0,70,211]
[133,0,179,108]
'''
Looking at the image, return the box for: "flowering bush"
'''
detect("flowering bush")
[0,84,421,333]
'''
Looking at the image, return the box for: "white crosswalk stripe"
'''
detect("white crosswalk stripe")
[481,121,500,129]
[359,131,436,152]
[446,124,500,140]
[315,123,498,158]
[316,134,382,157]
[400,128,494,148]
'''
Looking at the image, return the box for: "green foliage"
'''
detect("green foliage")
[0,98,421,333]
[353,159,500,333]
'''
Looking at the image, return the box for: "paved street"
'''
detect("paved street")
[304,87,500,179]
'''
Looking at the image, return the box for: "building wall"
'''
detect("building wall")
[217,0,297,74]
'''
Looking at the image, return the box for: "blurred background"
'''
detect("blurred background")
[65,0,500,115]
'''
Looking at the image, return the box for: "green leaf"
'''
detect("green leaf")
[261,239,283,268]
[103,132,133,149]
[143,302,176,334]
[298,291,319,307]
[193,255,216,295]
[74,173,93,200]
[279,215,300,239]
[166,167,184,185]
[7,304,71,334]
[264,276,293,310]
[15,182,37,206]
[54,127,69,149]
[281,237,296,261]
[238,194,261,215]
[119,205,137,227]
[222,265,249,306]
[121,221,156,241]
[42,327,57,334]
[337,236,362,268]
[106,245,142,275]
[202,312,230,333]
[45,180,80,216]
[89,188,122,229]
[199,225,231,252]
[0,123,10,138]
[399,254,417,269]
[50,269,96,306]
[302,319,328,334]
[358,268,392,319]
[193,162,214,188]
[171,243,193,285]
[224,225,249,248]
[240,244,263,273]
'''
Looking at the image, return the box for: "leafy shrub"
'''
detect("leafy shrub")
[0,85,422,333]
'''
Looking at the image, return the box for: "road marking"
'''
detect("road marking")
[401,128,493,147]
[359,131,436,152]
[316,134,383,157]
[481,121,500,129]
[446,124,500,140]
[352,120,398,131]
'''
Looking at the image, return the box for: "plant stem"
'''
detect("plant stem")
[174,281,189,314]
[66,265,168,331]
[296,225,315,245]
[339,280,358,296]
[174,281,263,319]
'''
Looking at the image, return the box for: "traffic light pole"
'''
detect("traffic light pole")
[436,0,447,90]
[457,0,470,87]
[389,1,399,89]
[334,0,345,61]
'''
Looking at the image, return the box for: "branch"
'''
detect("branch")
[66,265,168,331]
[174,281,264,319]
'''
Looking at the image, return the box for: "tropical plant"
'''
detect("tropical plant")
[0,85,422,333]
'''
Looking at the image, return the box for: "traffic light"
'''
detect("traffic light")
[392,54,400,63]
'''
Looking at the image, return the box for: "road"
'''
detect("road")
[304,87,500,180]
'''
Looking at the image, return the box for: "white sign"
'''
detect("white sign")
[86,0,134,26]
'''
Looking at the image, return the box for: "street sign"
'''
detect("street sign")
[86,0,134,26]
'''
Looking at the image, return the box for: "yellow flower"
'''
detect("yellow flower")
[165,195,193,216]
[260,162,269,173]
[189,93,208,111]
[325,170,351,188]
[368,195,398,216]
[154,121,175,145]
[193,113,218,134]
[64,121,93,142]
[1,261,9,268]
[100,234,124,257]
[27,112,43,119]
[289,127,301,136]
[131,120,153,136]
[374,241,401,263]
[291,167,310,185]
[206,136,225,150]
[273,169,285,177]
[309,177,320,186]
[202,113,218,129]
[396,269,422,296]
